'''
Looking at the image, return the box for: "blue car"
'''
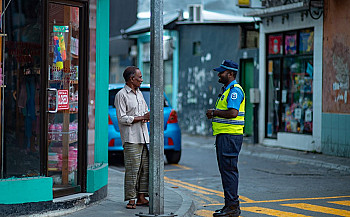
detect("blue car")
[108,84,182,164]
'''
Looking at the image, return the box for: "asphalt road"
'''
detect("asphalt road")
[109,135,350,217]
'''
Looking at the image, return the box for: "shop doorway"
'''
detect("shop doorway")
[241,59,254,136]
[46,1,87,198]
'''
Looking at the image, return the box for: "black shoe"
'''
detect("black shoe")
[215,206,227,213]
[213,205,241,217]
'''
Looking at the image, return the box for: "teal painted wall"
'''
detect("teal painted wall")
[0,177,52,204]
[87,0,109,192]
[87,163,108,192]
[95,0,109,164]
[321,113,350,158]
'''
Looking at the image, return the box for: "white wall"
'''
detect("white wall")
[258,12,323,151]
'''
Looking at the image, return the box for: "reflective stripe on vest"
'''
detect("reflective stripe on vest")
[212,84,245,135]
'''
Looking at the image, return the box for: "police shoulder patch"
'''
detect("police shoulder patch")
[231,92,238,100]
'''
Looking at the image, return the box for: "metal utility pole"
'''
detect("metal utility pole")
[149,0,164,215]
[137,1,176,216]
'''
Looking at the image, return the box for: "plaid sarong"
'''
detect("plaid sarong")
[123,143,149,201]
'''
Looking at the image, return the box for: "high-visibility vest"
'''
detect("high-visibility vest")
[212,84,245,135]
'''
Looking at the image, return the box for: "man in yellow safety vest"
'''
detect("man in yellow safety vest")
[206,60,245,217]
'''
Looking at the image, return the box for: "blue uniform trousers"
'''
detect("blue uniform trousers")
[215,133,243,207]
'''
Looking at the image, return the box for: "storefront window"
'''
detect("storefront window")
[47,3,81,188]
[3,0,42,178]
[282,57,313,134]
[266,29,314,138]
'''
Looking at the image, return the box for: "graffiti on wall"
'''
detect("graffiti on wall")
[332,55,349,104]
[323,39,350,113]
[178,62,220,135]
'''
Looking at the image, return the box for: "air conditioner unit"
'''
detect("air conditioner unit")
[188,4,203,22]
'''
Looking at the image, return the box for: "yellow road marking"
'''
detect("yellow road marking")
[194,193,220,204]
[282,203,350,216]
[205,203,224,206]
[241,195,350,204]
[195,209,214,217]
[164,176,255,202]
[328,200,350,206]
[165,180,213,195]
[165,164,192,172]
[170,164,192,170]
[242,206,312,217]
[165,177,222,194]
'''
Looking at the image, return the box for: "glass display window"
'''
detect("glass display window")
[282,57,313,134]
[2,0,42,178]
[266,28,314,138]
[47,3,81,194]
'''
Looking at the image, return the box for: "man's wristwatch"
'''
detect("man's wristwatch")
[212,110,215,117]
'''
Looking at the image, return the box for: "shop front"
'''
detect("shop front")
[0,0,109,214]
[253,8,323,151]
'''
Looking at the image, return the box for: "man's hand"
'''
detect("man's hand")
[142,112,150,122]
[206,109,215,119]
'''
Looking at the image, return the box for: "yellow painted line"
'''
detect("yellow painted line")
[205,203,225,206]
[194,193,220,204]
[165,176,255,202]
[165,164,192,172]
[165,180,213,195]
[164,168,185,172]
[242,206,312,217]
[240,195,256,203]
[170,164,192,170]
[164,176,255,202]
[241,195,350,204]
[328,200,350,206]
[282,203,350,216]
[195,209,214,217]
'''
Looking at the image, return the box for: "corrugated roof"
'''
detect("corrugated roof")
[125,13,180,35]
[125,9,258,35]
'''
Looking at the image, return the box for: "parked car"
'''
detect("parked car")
[108,84,182,164]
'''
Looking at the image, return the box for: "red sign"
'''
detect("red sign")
[58,90,69,110]
[268,35,282,55]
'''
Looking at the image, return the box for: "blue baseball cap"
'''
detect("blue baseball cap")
[213,60,238,73]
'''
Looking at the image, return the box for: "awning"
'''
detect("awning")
[244,2,309,18]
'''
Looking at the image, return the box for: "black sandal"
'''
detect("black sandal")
[126,202,136,209]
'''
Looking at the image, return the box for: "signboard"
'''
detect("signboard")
[53,25,69,33]
[58,90,69,110]
[237,0,250,7]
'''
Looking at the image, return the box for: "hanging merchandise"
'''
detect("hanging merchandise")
[53,36,63,70]
[58,34,66,60]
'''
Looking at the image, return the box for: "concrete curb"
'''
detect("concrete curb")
[164,185,196,217]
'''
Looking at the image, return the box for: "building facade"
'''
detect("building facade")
[246,0,350,158]
[247,0,323,152]
[177,21,259,137]
[322,0,350,157]
[0,0,109,214]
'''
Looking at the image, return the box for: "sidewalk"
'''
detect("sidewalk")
[33,134,350,217]
[182,133,350,173]
[36,168,195,217]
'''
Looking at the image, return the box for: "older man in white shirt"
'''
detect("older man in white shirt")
[115,66,150,209]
